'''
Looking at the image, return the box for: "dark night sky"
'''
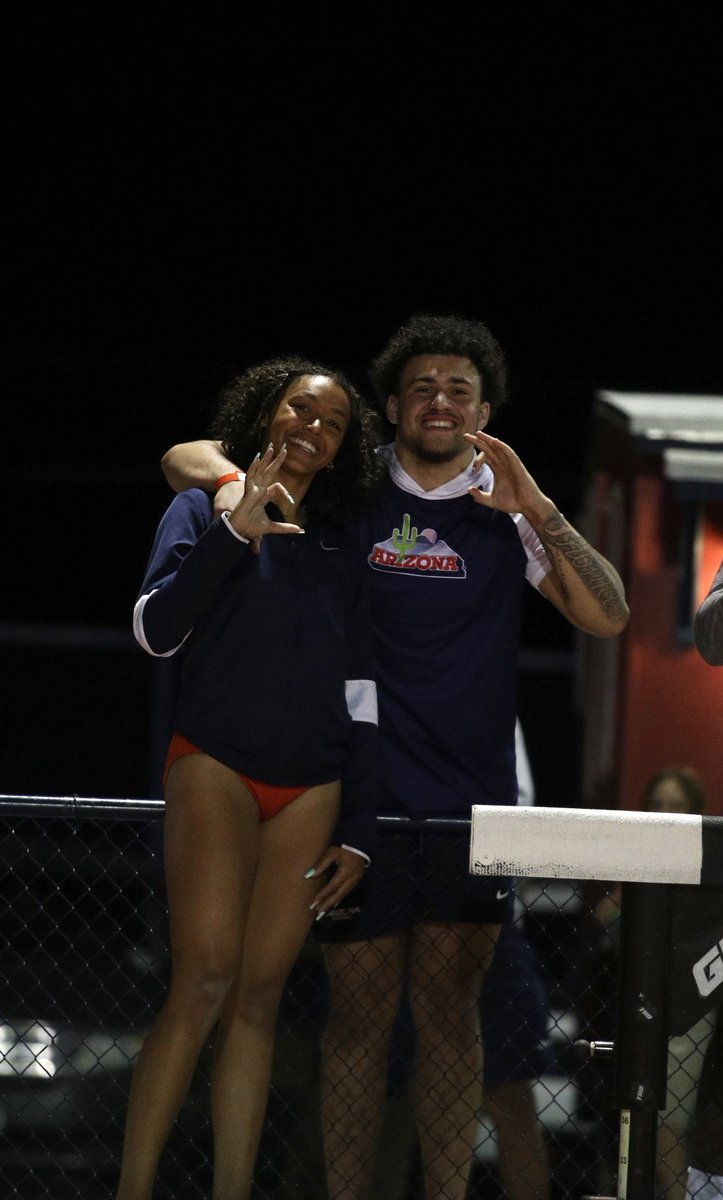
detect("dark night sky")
[11,9,721,392]
[5,7,722,797]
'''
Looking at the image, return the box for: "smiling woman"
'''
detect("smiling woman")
[209,356,385,525]
[264,374,350,482]
[118,356,386,1200]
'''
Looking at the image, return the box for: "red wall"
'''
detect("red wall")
[614,475,723,814]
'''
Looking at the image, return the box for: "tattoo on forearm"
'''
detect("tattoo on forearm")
[538,511,628,622]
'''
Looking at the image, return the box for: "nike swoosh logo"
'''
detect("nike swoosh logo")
[496,889,509,900]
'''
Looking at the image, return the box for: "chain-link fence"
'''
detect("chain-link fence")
[1,799,719,1199]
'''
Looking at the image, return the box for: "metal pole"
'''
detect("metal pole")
[614,881,672,1199]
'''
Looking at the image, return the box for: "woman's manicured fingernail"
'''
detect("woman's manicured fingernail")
[315,910,326,921]
[304,868,316,879]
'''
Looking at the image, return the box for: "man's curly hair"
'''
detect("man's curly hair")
[209,356,386,525]
[369,313,509,417]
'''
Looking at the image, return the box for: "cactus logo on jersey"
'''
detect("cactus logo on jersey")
[368,514,466,578]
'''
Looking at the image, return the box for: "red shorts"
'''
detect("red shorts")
[163,733,308,821]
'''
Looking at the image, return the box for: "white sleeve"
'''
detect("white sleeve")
[510,511,552,589]
[515,719,536,806]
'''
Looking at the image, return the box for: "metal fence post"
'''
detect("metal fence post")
[614,881,672,1200]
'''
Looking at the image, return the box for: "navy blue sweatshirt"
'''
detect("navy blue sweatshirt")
[133,490,378,858]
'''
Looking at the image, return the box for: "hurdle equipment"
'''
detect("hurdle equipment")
[470,805,723,1200]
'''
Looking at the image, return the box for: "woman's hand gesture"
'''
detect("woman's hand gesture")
[227,444,303,541]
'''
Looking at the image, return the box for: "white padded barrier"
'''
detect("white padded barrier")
[470,806,705,884]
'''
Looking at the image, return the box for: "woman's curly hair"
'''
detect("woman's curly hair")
[369,313,509,417]
[209,356,387,525]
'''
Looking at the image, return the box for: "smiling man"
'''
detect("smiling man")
[388,353,489,471]
[160,312,629,1200]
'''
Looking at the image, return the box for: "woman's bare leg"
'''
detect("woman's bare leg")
[211,781,340,1200]
[116,754,260,1200]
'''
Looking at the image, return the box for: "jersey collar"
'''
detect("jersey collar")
[377,442,494,499]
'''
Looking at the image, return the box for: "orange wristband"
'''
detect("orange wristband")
[214,470,244,491]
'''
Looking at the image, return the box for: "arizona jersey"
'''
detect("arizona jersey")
[356,447,551,820]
